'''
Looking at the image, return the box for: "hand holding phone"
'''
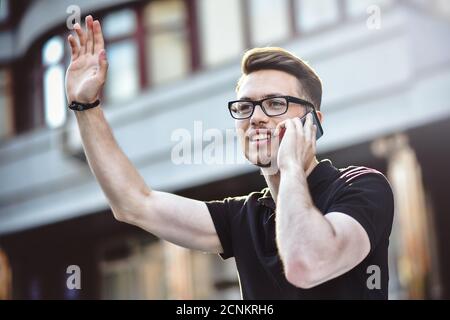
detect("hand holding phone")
[303,109,323,141]
[278,109,323,141]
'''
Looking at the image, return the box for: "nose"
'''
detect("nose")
[250,104,269,126]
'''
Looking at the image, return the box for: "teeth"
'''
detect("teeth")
[251,133,270,141]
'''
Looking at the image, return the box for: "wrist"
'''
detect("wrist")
[67,92,100,105]
[279,160,303,174]
[74,104,104,121]
[68,99,101,112]
[280,163,305,179]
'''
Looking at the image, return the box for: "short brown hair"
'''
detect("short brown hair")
[237,47,323,110]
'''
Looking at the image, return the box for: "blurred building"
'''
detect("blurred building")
[0,0,449,299]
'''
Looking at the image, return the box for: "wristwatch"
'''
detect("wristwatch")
[68,99,100,111]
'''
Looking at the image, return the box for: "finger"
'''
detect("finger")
[68,34,79,59]
[292,117,304,137]
[74,23,86,53]
[96,49,109,84]
[303,113,314,141]
[283,119,296,138]
[93,20,105,54]
[86,15,94,54]
[273,120,288,137]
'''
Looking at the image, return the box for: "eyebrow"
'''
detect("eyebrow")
[238,93,286,101]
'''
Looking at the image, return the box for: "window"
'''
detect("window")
[249,0,290,45]
[296,0,341,32]
[103,9,140,103]
[0,69,14,140]
[345,0,394,17]
[144,0,190,85]
[198,0,244,66]
[104,40,140,102]
[103,9,137,39]
[99,238,167,299]
[42,36,66,128]
[0,0,8,23]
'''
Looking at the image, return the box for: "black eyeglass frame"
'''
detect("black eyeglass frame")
[227,95,316,120]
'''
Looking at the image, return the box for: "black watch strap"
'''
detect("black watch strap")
[68,99,100,111]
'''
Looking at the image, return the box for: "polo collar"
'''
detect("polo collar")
[256,159,338,210]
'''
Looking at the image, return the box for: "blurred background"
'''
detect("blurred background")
[0,0,449,300]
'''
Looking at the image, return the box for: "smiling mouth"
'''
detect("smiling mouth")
[250,133,271,142]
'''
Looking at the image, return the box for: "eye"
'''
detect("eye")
[234,102,253,113]
[267,98,286,109]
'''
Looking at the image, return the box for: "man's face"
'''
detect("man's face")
[235,69,313,167]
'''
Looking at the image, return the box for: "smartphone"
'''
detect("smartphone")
[302,108,323,141]
[279,109,324,141]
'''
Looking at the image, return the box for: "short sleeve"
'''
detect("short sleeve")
[205,198,240,259]
[327,172,394,253]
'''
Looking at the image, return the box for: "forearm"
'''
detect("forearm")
[276,167,337,276]
[75,107,151,218]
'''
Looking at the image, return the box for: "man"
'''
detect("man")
[66,16,394,299]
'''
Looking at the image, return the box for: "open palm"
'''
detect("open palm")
[65,15,108,104]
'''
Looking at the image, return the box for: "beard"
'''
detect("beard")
[256,160,272,168]
[243,138,279,171]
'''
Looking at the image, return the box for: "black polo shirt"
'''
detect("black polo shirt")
[205,159,394,300]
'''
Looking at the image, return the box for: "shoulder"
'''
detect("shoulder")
[330,165,394,208]
[328,165,395,251]
[338,166,387,184]
[336,166,392,193]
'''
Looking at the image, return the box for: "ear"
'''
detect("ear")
[316,110,324,124]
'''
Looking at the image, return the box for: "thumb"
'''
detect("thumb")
[273,120,287,137]
[97,49,108,82]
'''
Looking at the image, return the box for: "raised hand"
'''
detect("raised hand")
[65,15,108,104]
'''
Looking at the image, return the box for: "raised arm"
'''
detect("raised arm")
[65,16,222,253]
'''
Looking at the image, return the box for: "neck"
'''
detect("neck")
[261,157,319,203]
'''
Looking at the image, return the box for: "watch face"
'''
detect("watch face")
[69,102,82,111]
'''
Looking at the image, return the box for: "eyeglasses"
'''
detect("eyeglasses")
[227,95,315,120]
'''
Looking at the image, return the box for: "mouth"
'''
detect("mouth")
[250,133,270,142]
[248,129,273,145]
